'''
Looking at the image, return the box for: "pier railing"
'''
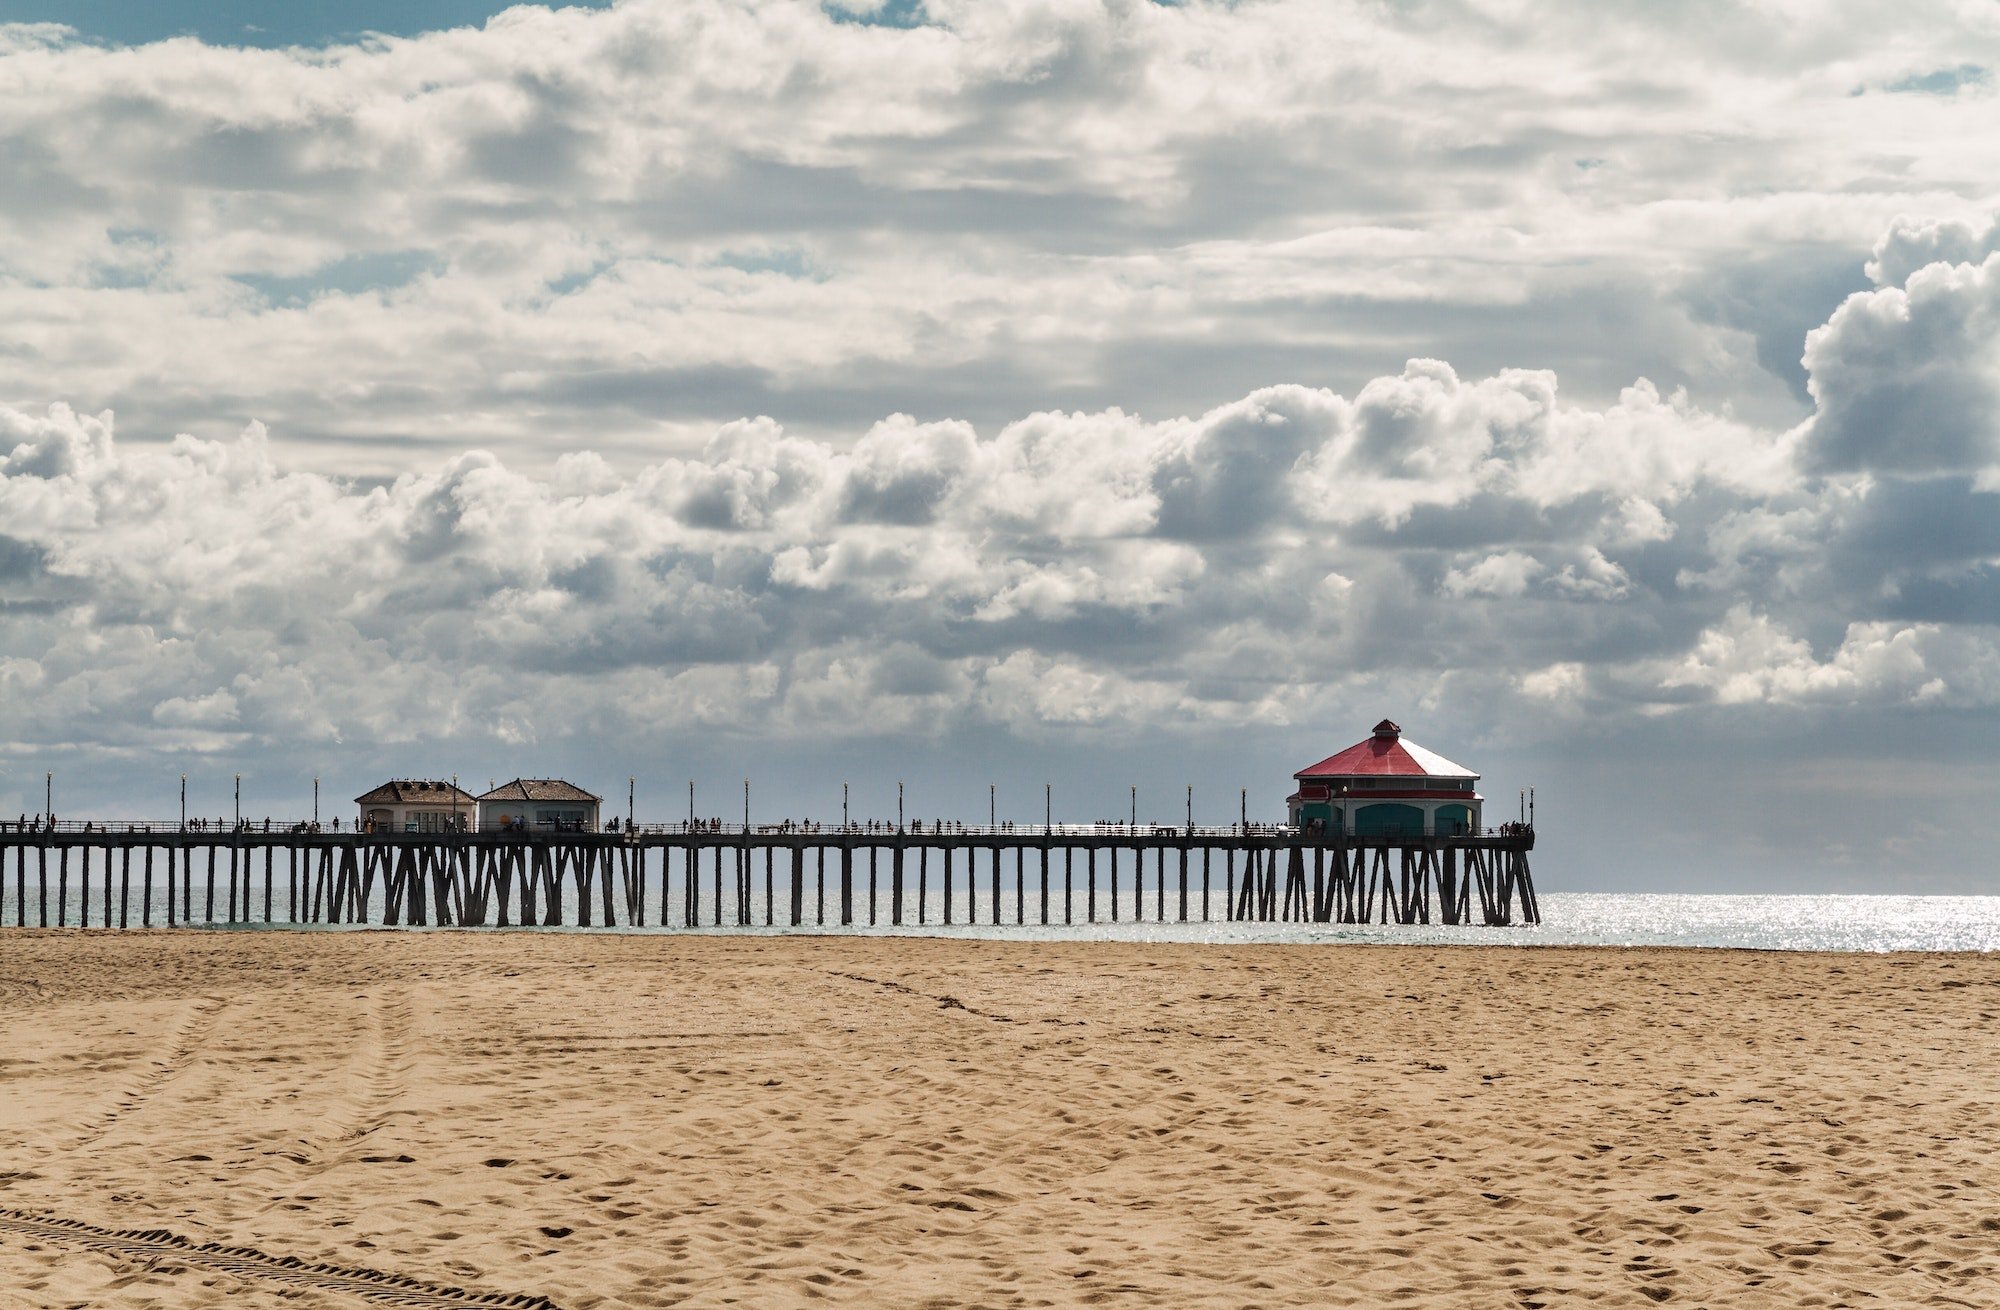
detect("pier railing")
[2,818,1532,841]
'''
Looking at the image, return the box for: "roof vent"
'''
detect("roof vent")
[1372,719,1402,739]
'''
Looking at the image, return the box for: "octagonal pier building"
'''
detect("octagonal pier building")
[1287,719,1483,837]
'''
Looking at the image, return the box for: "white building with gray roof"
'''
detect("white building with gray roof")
[476,779,602,833]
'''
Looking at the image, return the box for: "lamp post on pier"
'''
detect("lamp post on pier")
[1186,784,1192,834]
[180,774,187,831]
[44,771,51,821]
[628,777,635,829]
[843,782,849,831]
[897,781,904,832]
[1130,785,1136,828]
[451,774,460,833]
[988,784,994,829]
[1240,787,1247,834]
[688,780,695,829]
[1044,782,1051,833]
[234,773,241,830]
[743,779,750,833]
[312,776,319,826]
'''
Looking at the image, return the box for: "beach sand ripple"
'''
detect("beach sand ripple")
[0,933,1994,1307]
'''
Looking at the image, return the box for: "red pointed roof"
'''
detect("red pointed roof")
[1295,720,1477,779]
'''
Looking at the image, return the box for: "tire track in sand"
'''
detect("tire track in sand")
[68,995,227,1153]
[333,985,419,1154]
[244,986,422,1193]
[0,1209,560,1308]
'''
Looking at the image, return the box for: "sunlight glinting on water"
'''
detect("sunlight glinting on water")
[8,865,1998,952]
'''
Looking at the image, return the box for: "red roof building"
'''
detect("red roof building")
[1288,720,1483,837]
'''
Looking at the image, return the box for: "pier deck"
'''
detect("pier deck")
[0,825,1538,931]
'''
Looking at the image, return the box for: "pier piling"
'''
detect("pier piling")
[0,825,1536,932]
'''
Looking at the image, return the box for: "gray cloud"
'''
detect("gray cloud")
[6,5,2000,890]
[1,0,1994,472]
[1801,254,2000,475]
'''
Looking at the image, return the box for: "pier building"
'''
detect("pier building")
[1288,720,1482,837]
[353,780,476,834]
[477,779,602,833]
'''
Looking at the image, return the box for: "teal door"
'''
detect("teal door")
[1354,803,1424,837]
[1434,804,1471,836]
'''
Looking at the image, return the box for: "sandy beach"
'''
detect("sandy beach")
[0,932,1994,1308]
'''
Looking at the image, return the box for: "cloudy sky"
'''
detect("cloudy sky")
[3,0,1999,892]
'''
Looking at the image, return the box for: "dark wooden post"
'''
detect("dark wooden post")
[603,845,616,927]
[1192,844,1208,928]
[1285,844,1308,921]
[738,837,751,926]
[1137,844,1147,922]
[679,844,693,928]
[500,844,524,928]
[1014,846,1024,926]
[791,846,805,926]
[840,842,853,926]
[1039,839,1050,926]
[381,847,404,926]
[1178,843,1188,922]
[712,843,723,927]
[1087,846,1097,923]
[634,844,648,927]
[59,846,71,928]
[1063,844,1073,925]
[891,841,905,926]
[118,846,131,929]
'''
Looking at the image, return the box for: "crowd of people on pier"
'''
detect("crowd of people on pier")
[625,817,1290,836]
[1,814,350,835]
[3,813,1526,839]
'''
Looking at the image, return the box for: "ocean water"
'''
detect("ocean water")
[5,869,1998,951]
[584,892,2000,952]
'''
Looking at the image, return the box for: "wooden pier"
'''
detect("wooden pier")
[0,825,1538,931]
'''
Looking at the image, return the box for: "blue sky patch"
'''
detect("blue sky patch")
[231,250,439,305]
[821,0,929,30]
[1884,64,1988,94]
[0,0,609,48]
